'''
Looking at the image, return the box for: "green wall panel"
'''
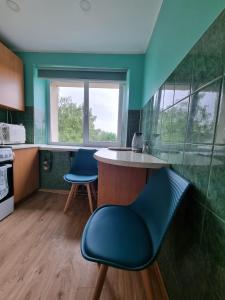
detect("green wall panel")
[141,11,225,299]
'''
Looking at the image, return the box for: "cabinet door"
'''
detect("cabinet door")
[13,148,39,203]
[0,42,24,111]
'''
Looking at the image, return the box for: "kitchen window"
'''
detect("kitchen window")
[49,80,125,146]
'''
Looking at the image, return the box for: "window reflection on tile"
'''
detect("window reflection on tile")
[167,143,184,175]
[215,80,225,144]
[159,86,165,111]
[151,91,161,136]
[152,144,169,162]
[186,80,221,144]
[183,143,213,197]
[151,112,162,148]
[163,79,175,110]
[174,83,190,104]
[160,107,172,143]
[170,98,189,143]
[207,145,225,220]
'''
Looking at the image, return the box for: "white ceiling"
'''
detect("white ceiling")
[0,0,163,54]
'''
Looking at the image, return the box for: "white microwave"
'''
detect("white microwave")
[0,123,26,144]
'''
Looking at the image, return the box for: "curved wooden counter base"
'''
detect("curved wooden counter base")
[95,149,169,206]
[98,162,153,206]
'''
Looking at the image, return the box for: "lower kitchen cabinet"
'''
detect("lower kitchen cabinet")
[13,148,39,203]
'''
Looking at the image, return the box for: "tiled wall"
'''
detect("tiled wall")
[141,10,225,300]
[39,151,71,190]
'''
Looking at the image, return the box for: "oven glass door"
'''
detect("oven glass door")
[0,163,13,204]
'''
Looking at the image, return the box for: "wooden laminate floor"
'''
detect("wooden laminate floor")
[0,191,148,300]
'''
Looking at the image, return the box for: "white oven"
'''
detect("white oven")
[0,148,14,221]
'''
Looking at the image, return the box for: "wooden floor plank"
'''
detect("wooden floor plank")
[0,191,164,300]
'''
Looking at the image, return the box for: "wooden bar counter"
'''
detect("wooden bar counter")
[94,149,169,206]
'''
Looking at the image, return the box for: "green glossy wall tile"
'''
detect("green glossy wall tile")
[163,74,175,109]
[215,79,225,144]
[170,97,189,143]
[174,55,192,104]
[159,86,165,111]
[141,9,225,300]
[207,146,225,220]
[167,144,184,175]
[201,210,225,299]
[191,16,223,92]
[186,80,221,144]
[39,151,72,190]
[160,108,172,143]
[0,109,7,122]
[183,144,212,200]
[142,99,153,142]
[159,199,206,300]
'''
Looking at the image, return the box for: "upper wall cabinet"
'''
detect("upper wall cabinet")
[0,42,24,111]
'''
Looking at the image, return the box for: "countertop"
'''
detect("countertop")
[4,144,100,151]
[94,149,169,168]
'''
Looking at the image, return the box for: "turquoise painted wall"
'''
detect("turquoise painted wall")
[17,52,144,110]
[33,70,48,143]
[143,0,225,106]
[33,69,47,110]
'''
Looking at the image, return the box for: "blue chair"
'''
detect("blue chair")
[81,167,190,299]
[64,149,98,214]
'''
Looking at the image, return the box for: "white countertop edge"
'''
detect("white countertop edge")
[4,145,169,169]
[94,149,169,169]
[5,144,101,151]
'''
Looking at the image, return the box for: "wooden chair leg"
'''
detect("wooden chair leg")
[90,182,97,209]
[92,264,108,300]
[90,182,97,202]
[64,184,78,213]
[86,183,94,213]
[140,267,154,300]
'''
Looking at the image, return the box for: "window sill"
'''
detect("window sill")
[39,144,104,152]
[9,144,104,152]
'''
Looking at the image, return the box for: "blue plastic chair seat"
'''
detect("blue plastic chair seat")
[81,205,153,270]
[64,173,98,184]
[81,168,190,276]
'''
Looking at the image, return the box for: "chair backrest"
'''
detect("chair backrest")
[130,167,190,260]
[70,149,98,176]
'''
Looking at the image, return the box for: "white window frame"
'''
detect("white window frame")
[49,79,126,147]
